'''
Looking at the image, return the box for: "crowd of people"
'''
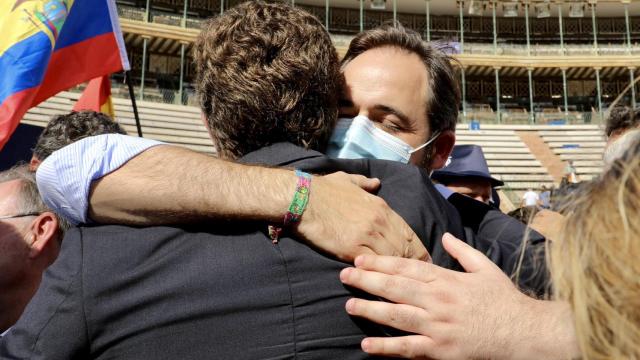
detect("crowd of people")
[1,1,639,359]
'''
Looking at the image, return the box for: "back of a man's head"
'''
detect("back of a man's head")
[605,106,640,140]
[32,110,127,163]
[194,1,341,159]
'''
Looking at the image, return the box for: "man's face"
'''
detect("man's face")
[0,180,34,287]
[445,178,492,204]
[340,46,431,166]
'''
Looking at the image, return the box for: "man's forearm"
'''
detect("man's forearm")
[512,300,581,359]
[41,135,427,261]
[89,146,296,225]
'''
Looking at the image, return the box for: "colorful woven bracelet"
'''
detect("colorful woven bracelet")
[269,170,312,243]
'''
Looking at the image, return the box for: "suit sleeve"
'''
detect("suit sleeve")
[0,228,90,360]
[447,193,549,296]
[477,211,549,297]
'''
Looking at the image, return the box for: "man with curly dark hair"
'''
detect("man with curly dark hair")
[602,106,640,167]
[605,105,640,141]
[193,4,341,159]
[29,110,126,170]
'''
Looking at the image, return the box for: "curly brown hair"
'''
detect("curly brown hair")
[33,111,126,161]
[605,106,640,138]
[193,1,341,159]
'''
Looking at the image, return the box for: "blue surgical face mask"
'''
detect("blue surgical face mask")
[326,115,440,164]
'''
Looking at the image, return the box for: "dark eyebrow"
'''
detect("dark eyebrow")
[372,104,411,125]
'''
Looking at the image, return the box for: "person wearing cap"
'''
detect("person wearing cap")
[424,145,547,297]
[431,144,504,206]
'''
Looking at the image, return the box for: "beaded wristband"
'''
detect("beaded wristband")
[269,170,312,243]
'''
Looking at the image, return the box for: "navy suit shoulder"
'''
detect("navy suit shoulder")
[448,193,549,295]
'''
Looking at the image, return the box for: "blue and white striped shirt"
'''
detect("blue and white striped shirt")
[36,134,163,225]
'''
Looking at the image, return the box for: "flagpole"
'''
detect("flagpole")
[124,71,143,137]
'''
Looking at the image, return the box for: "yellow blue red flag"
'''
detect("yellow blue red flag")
[0,0,129,150]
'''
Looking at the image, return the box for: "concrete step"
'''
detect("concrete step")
[538,131,604,136]
[495,174,554,181]
[455,135,521,142]
[541,136,605,142]
[547,142,606,148]
[489,167,549,174]
[455,130,516,136]
[484,153,538,160]
[455,141,528,148]
[559,154,603,160]
[486,160,542,167]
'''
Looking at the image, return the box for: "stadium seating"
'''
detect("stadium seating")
[456,123,605,202]
[537,126,605,181]
[21,91,215,155]
[455,126,555,194]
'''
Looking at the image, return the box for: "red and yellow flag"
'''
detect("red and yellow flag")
[73,75,115,118]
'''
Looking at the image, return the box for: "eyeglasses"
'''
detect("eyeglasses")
[0,212,40,220]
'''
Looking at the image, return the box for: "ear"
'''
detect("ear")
[430,130,455,170]
[29,156,41,172]
[28,212,60,259]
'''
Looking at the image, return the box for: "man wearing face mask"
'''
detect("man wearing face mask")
[329,26,547,294]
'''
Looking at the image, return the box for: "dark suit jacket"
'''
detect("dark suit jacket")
[1,143,465,360]
[447,193,549,296]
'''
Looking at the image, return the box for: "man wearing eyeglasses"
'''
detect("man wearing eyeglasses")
[0,165,68,335]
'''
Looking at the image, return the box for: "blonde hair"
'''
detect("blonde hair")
[550,139,640,359]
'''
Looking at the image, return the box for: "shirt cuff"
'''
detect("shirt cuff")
[36,134,164,225]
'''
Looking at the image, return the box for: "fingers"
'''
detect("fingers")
[322,172,427,261]
[332,245,379,263]
[395,214,429,262]
[327,171,381,193]
[361,335,436,359]
[375,199,429,261]
[345,298,430,335]
[340,267,434,306]
[352,175,381,193]
[357,232,403,259]
[442,233,495,273]
[352,255,441,284]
